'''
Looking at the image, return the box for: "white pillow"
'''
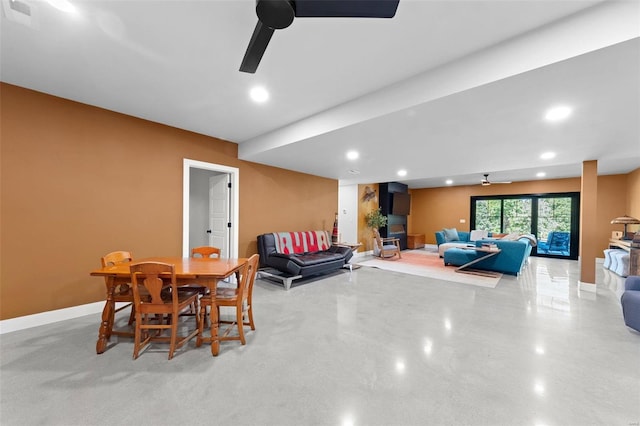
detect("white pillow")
[469,230,489,241]
[501,232,520,241]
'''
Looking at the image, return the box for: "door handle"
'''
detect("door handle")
[206,229,212,234]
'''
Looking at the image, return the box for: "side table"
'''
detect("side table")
[407,234,425,249]
[335,242,362,271]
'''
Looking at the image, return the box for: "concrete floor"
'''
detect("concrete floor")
[1,255,638,426]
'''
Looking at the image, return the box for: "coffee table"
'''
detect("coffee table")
[454,247,502,277]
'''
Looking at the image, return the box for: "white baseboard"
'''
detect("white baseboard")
[578,281,597,293]
[0,301,121,335]
[352,250,372,259]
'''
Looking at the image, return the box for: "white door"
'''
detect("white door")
[208,174,230,258]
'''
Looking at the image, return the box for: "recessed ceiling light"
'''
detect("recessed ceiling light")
[249,86,269,103]
[346,150,359,160]
[445,179,453,185]
[540,152,556,160]
[536,172,546,178]
[397,169,407,177]
[545,105,572,122]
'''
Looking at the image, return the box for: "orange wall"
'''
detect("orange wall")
[409,175,631,255]
[357,184,380,251]
[410,178,581,243]
[0,83,338,320]
[597,174,631,246]
[627,168,640,220]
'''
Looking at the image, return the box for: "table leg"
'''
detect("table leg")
[96,276,116,354]
[207,278,220,356]
[455,250,501,277]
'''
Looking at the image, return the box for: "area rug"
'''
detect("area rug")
[357,250,501,288]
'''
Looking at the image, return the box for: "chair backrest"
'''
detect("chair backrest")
[549,232,570,250]
[238,254,260,302]
[372,229,383,251]
[101,250,133,267]
[191,246,221,258]
[130,262,176,307]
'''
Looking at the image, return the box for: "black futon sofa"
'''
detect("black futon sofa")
[257,231,353,290]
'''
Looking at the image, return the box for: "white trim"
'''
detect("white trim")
[182,159,239,258]
[0,302,119,334]
[578,281,597,293]
[352,250,372,259]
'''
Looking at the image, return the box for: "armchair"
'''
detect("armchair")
[373,229,401,259]
[621,275,640,332]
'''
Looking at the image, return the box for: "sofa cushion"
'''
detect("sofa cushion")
[443,228,460,242]
[438,242,475,257]
[273,251,347,267]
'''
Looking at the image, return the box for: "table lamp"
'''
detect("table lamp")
[610,215,640,240]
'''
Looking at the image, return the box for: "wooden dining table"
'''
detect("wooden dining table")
[90,256,248,356]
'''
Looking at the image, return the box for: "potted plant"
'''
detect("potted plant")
[365,207,387,230]
[365,207,387,255]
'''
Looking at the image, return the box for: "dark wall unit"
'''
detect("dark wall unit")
[379,182,409,250]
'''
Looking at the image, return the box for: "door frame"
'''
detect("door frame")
[182,158,239,258]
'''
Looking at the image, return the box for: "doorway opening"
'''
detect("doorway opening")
[182,159,239,258]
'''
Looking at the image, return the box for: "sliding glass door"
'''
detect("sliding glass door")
[471,192,579,260]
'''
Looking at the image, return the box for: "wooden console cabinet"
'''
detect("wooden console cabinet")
[407,234,425,249]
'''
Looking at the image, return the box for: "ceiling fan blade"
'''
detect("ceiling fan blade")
[239,0,399,73]
[294,0,400,18]
[239,21,275,74]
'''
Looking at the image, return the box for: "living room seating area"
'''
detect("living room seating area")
[436,228,535,276]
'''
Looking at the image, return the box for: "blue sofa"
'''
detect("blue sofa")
[435,230,471,246]
[621,275,640,332]
[443,237,533,276]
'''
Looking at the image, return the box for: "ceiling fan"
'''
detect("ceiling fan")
[239,0,400,73]
[481,173,512,186]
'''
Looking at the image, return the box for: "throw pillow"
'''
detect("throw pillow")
[443,227,459,242]
[469,230,489,241]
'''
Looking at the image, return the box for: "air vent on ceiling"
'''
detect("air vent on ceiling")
[2,0,36,27]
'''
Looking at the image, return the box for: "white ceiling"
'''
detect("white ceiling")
[2,0,639,188]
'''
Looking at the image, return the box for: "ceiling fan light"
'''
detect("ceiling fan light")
[540,152,556,160]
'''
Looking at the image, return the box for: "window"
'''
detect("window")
[470,192,579,260]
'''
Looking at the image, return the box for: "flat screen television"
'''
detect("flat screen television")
[392,192,411,215]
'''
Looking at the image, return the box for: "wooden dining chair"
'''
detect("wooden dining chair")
[191,246,221,258]
[130,261,201,360]
[373,229,402,259]
[183,246,222,298]
[101,251,136,329]
[198,254,259,346]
